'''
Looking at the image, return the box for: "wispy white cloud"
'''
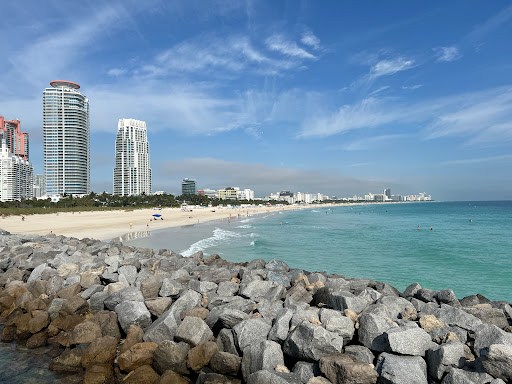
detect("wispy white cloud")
[265,34,316,59]
[368,86,390,96]
[300,85,512,144]
[300,31,321,50]
[441,154,512,165]
[369,57,415,79]
[402,84,423,90]
[434,46,462,62]
[466,4,512,42]
[107,68,128,77]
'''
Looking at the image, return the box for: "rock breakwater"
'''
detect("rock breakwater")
[0,230,511,384]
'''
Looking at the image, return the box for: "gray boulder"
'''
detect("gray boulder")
[265,258,290,272]
[481,344,512,382]
[145,297,172,317]
[216,281,239,296]
[473,323,512,356]
[153,340,190,375]
[324,315,355,345]
[291,309,320,327]
[167,289,202,322]
[269,308,294,343]
[240,280,286,302]
[104,287,144,310]
[242,340,285,381]
[89,291,109,311]
[426,341,465,380]
[283,321,344,362]
[140,276,160,299]
[159,278,184,297]
[463,307,509,329]
[358,311,396,352]
[429,304,483,332]
[216,328,239,356]
[114,300,152,332]
[219,309,250,329]
[143,307,179,343]
[27,263,50,282]
[255,298,284,318]
[175,316,213,346]
[247,370,297,384]
[234,318,272,352]
[199,268,231,283]
[344,345,375,365]
[328,292,369,314]
[385,326,435,356]
[81,284,104,300]
[292,361,321,384]
[376,352,427,384]
[441,368,495,384]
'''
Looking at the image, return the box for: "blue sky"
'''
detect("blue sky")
[1,1,511,200]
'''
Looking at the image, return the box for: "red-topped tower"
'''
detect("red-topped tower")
[0,116,29,160]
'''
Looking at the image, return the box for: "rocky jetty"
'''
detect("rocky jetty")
[0,230,511,384]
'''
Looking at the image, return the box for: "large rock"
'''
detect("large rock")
[473,323,512,356]
[118,265,138,285]
[70,321,102,345]
[115,300,152,332]
[92,310,121,340]
[167,289,202,322]
[210,351,242,376]
[218,309,250,329]
[481,344,512,382]
[240,280,286,302]
[27,263,49,282]
[145,297,172,318]
[216,328,239,356]
[81,284,104,300]
[441,368,495,384]
[385,326,435,356]
[266,258,290,272]
[358,312,396,352]
[81,335,118,367]
[426,342,465,380]
[324,315,355,345]
[159,278,185,297]
[153,340,190,375]
[143,308,179,343]
[319,353,378,384]
[57,282,82,299]
[104,287,144,311]
[242,340,285,381]
[217,281,239,297]
[233,318,272,352]
[28,312,50,334]
[141,276,160,299]
[120,325,144,354]
[175,316,213,347]
[376,352,427,384]
[344,345,375,365]
[118,342,158,372]
[83,363,113,384]
[49,345,87,373]
[89,291,109,311]
[328,292,369,314]
[283,321,344,362]
[122,365,160,384]
[463,307,509,329]
[80,272,100,289]
[269,308,294,343]
[187,341,219,371]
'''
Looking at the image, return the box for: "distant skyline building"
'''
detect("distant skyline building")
[43,80,89,195]
[182,178,196,195]
[0,141,33,202]
[113,119,152,196]
[384,188,391,199]
[0,116,29,161]
[33,174,46,198]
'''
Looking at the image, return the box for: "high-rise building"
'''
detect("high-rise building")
[182,178,196,195]
[113,119,152,196]
[384,188,391,199]
[0,116,29,160]
[33,174,46,198]
[43,80,89,195]
[0,140,33,202]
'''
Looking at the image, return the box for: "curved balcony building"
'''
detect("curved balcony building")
[43,80,89,195]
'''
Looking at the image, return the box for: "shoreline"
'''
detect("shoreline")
[0,201,421,242]
[0,204,325,241]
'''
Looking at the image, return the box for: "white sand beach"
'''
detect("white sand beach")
[0,204,324,241]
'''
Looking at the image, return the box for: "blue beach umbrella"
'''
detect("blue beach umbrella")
[152,214,162,217]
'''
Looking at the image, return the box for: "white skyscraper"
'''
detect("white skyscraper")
[113,119,152,196]
[0,141,33,202]
[43,80,90,195]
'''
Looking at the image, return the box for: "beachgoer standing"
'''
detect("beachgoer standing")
[130,222,133,229]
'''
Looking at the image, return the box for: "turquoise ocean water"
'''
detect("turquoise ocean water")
[127,201,511,302]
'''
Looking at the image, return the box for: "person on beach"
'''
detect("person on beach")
[21,216,25,221]
[418,226,420,230]
[430,226,433,230]
[130,223,133,229]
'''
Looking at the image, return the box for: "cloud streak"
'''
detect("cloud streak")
[434,46,462,62]
[369,57,415,79]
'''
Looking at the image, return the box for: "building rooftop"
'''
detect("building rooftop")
[50,80,80,89]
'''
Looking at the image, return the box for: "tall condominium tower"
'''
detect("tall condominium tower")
[0,140,33,202]
[0,116,29,160]
[43,80,89,195]
[113,119,152,196]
